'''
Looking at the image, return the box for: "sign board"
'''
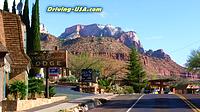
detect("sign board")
[29,51,67,67]
[36,73,42,78]
[81,69,97,82]
[49,68,60,76]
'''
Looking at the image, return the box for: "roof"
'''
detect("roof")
[1,11,30,70]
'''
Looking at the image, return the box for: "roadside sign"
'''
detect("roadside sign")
[36,73,42,78]
[49,68,60,76]
[81,69,94,82]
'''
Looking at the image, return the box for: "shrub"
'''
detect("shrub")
[9,81,27,100]
[28,78,44,99]
[111,85,134,94]
[98,79,112,92]
[123,86,134,94]
[49,86,56,97]
[111,85,124,94]
[59,75,77,83]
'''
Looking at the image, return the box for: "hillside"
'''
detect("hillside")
[39,23,195,80]
[63,37,186,79]
[40,33,61,50]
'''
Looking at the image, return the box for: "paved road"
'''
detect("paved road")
[88,95,141,112]
[130,94,194,112]
[55,85,94,100]
[88,94,195,112]
[183,94,200,109]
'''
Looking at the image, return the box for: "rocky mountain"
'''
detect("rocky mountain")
[145,49,171,60]
[63,37,187,79]
[40,33,61,50]
[40,23,48,34]
[40,23,197,80]
[59,24,172,59]
[59,24,144,53]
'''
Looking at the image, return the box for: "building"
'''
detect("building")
[0,10,30,82]
[0,43,11,112]
[0,10,30,111]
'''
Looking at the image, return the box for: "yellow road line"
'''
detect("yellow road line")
[176,94,200,112]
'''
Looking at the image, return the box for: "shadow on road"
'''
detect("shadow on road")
[94,94,200,109]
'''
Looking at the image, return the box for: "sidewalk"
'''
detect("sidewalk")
[25,94,118,112]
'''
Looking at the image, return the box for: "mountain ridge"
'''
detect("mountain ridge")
[39,24,199,80]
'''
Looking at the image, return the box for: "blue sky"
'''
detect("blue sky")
[1,0,200,66]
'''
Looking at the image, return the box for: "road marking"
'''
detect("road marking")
[176,94,200,112]
[126,94,145,112]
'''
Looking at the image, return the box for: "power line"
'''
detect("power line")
[169,39,200,54]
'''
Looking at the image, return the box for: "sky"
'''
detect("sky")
[1,0,200,66]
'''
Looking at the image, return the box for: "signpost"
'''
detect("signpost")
[81,69,93,82]
[49,68,60,76]
[29,50,67,98]
[81,69,99,83]
[80,69,100,93]
[30,51,67,67]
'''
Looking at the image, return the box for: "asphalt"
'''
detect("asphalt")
[25,94,117,112]
[88,94,141,112]
[182,94,200,109]
[88,94,196,112]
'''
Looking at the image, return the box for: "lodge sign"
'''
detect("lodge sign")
[29,51,67,67]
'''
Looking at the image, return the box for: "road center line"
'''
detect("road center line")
[176,94,200,112]
[126,94,145,112]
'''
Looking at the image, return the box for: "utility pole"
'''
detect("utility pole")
[45,67,49,98]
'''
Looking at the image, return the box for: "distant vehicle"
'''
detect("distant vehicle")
[164,88,171,94]
[152,89,159,94]
[196,89,200,94]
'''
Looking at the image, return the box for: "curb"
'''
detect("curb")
[60,94,118,112]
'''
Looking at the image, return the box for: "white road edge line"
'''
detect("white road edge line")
[126,94,145,112]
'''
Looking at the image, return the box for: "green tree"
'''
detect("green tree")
[30,0,41,51]
[3,0,9,12]
[29,0,41,77]
[186,49,200,74]
[12,0,16,14]
[69,53,104,78]
[28,78,44,99]
[126,48,147,93]
[9,81,27,100]
[22,0,31,53]
[49,86,56,97]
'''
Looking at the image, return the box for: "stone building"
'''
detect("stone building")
[0,10,30,111]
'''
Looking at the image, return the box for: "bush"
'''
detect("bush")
[49,86,56,97]
[9,81,27,100]
[59,75,77,83]
[123,86,134,94]
[98,79,109,88]
[111,85,134,94]
[28,78,44,99]
[111,85,124,94]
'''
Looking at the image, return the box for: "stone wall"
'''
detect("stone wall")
[2,96,67,111]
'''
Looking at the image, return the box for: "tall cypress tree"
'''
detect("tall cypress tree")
[3,0,9,12]
[12,0,16,14]
[22,0,31,53]
[31,0,41,51]
[29,0,41,77]
[126,48,147,93]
